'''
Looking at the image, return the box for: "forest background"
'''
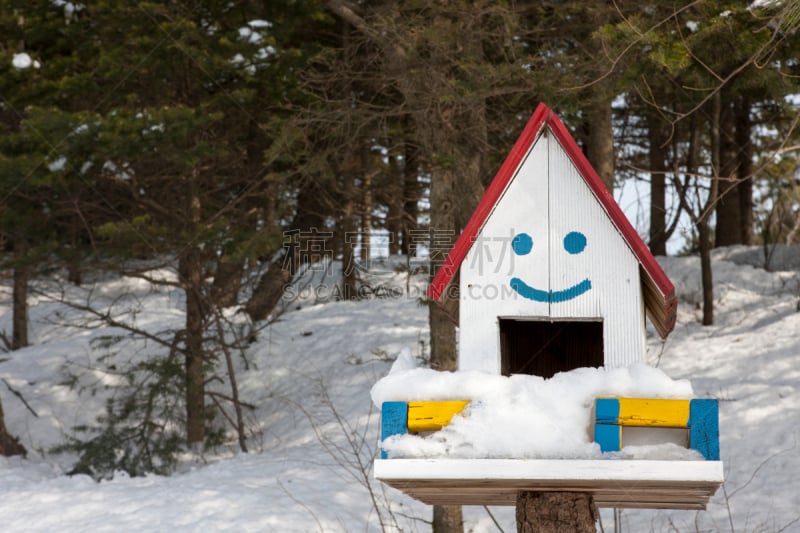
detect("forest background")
[0,1,799,530]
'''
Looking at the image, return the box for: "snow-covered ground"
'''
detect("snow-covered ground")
[0,248,798,532]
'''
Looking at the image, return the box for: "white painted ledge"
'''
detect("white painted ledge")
[374,459,724,509]
[375,458,723,482]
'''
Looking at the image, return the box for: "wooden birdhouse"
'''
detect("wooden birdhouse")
[374,104,722,514]
[428,102,678,377]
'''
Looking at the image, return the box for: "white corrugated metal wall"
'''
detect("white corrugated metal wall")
[458,129,645,373]
[548,134,645,367]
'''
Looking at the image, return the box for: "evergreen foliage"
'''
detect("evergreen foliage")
[0,0,799,473]
[53,345,189,480]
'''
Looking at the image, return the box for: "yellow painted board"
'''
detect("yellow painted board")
[617,398,690,428]
[407,401,470,432]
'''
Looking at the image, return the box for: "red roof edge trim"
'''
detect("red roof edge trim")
[545,112,676,305]
[427,102,552,300]
[426,103,677,337]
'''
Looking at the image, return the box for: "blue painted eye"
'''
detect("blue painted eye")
[563,231,587,254]
[512,232,533,255]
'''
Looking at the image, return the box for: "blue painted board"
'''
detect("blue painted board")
[595,398,621,424]
[380,402,408,459]
[594,424,621,453]
[689,399,720,460]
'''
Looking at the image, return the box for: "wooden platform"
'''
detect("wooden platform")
[374,459,723,509]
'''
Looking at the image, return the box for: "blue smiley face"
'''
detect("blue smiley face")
[509,231,592,303]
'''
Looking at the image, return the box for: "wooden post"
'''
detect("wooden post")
[516,492,597,533]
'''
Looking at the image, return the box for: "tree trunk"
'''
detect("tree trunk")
[12,261,29,351]
[0,399,25,457]
[433,505,464,533]
[700,95,722,326]
[182,247,206,447]
[425,116,476,533]
[341,170,358,300]
[430,286,461,531]
[211,258,243,308]
[182,174,206,447]
[360,171,373,262]
[387,148,402,256]
[244,178,326,321]
[401,133,420,257]
[516,492,597,533]
[736,96,753,245]
[699,220,714,326]
[244,259,291,321]
[647,112,668,256]
[714,100,740,247]
[427,168,463,530]
[426,112,484,532]
[428,159,459,371]
[585,95,615,192]
[674,110,716,327]
[424,50,462,362]
[429,297,457,371]
[424,13,488,520]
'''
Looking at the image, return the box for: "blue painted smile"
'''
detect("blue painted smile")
[510,277,592,303]
[509,230,592,303]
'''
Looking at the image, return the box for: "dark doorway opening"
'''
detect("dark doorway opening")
[499,319,603,378]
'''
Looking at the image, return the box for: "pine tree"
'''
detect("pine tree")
[595,0,799,323]
[0,0,99,456]
[75,0,303,446]
[1,1,325,451]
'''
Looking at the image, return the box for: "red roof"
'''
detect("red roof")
[427,103,677,338]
